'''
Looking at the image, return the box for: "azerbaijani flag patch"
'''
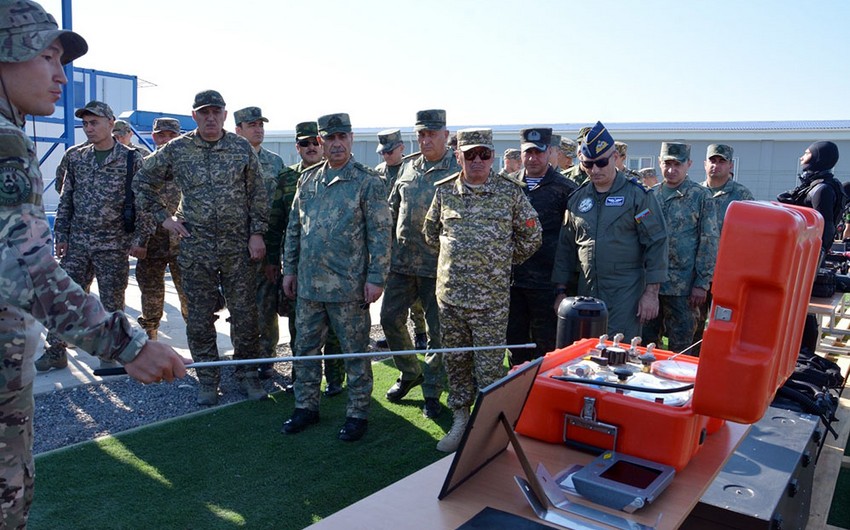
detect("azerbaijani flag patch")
[635,208,652,224]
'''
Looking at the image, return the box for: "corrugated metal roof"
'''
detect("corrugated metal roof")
[486,120,850,132]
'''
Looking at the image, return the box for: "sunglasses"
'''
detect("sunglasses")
[297,139,319,147]
[463,148,493,161]
[579,152,614,169]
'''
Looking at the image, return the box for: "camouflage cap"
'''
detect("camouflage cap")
[0,0,87,65]
[447,132,457,149]
[192,89,226,111]
[152,117,181,134]
[295,121,318,140]
[376,128,403,154]
[576,126,592,145]
[559,138,577,157]
[580,121,614,159]
[112,119,131,135]
[74,100,114,120]
[504,148,521,160]
[414,109,447,131]
[707,143,733,161]
[614,141,628,158]
[550,133,562,148]
[520,128,552,152]
[639,167,657,179]
[660,142,691,162]
[317,113,351,136]
[233,106,268,126]
[457,128,494,152]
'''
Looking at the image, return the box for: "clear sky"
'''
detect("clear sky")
[44,0,850,130]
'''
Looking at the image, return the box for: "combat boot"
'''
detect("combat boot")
[436,407,470,453]
[35,345,68,372]
[238,372,268,400]
[197,384,219,406]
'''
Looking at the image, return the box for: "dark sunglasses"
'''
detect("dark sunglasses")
[297,139,319,148]
[579,152,614,169]
[463,148,493,161]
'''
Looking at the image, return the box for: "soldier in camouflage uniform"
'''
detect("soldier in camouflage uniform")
[614,141,644,180]
[642,142,719,353]
[424,128,541,452]
[373,128,428,355]
[281,113,392,442]
[561,125,591,186]
[498,148,521,177]
[134,89,269,405]
[556,137,577,172]
[131,117,187,341]
[234,106,290,380]
[693,144,754,352]
[0,4,186,526]
[507,128,576,365]
[112,119,151,156]
[640,167,659,188]
[552,122,668,342]
[547,133,562,171]
[36,100,145,371]
[381,110,460,419]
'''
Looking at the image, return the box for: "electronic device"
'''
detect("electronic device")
[569,451,675,513]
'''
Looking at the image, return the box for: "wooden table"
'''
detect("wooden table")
[309,422,750,530]
[809,292,850,354]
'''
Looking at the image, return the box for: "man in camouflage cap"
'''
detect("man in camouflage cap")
[37,99,148,372]
[547,133,562,171]
[552,121,668,342]
[132,117,188,342]
[424,128,541,452]
[613,141,643,180]
[498,148,521,177]
[112,119,151,156]
[234,106,300,381]
[135,89,269,405]
[507,128,575,366]
[282,113,392,442]
[0,2,186,525]
[561,125,592,185]
[381,109,459,420]
[641,142,718,353]
[556,137,577,172]
[639,167,659,188]
[292,121,323,171]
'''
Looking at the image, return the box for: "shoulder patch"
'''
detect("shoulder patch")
[0,159,33,206]
[435,171,461,186]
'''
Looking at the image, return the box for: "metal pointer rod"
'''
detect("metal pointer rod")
[93,342,538,377]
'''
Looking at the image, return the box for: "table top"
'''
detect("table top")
[308,421,750,530]
[810,292,847,315]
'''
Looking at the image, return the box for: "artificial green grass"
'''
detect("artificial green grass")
[828,466,850,527]
[30,360,451,529]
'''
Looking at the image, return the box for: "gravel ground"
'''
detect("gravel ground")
[33,326,390,455]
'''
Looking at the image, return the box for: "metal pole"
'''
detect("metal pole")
[93,343,538,376]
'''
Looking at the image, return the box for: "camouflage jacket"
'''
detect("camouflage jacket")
[137,147,181,259]
[375,161,402,193]
[54,141,144,250]
[561,163,588,187]
[133,130,268,263]
[283,156,392,302]
[129,142,152,157]
[257,146,286,203]
[54,142,87,193]
[552,171,668,299]
[264,164,300,267]
[513,166,577,289]
[388,148,461,278]
[424,170,542,310]
[700,178,755,234]
[657,178,719,295]
[0,101,146,390]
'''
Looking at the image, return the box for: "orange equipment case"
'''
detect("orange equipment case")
[515,201,823,471]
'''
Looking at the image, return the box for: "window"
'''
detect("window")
[628,157,653,171]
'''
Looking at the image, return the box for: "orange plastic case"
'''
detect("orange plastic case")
[515,201,823,471]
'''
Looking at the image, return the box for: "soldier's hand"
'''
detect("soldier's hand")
[130,246,147,259]
[163,217,190,237]
[637,290,660,324]
[264,264,280,283]
[124,341,190,384]
[689,287,707,309]
[55,242,68,259]
[553,293,567,313]
[364,283,383,304]
[248,234,266,261]
[283,274,297,299]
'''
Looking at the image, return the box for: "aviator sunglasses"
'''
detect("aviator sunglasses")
[579,151,614,169]
[463,148,493,161]
[297,139,320,147]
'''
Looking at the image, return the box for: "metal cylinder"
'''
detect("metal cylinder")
[556,296,608,348]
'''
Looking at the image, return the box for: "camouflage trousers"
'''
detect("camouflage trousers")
[135,254,188,332]
[691,289,712,356]
[255,265,279,356]
[287,302,345,387]
[439,301,508,411]
[180,253,260,386]
[410,298,426,334]
[46,247,127,350]
[642,295,698,353]
[293,299,372,419]
[0,308,36,529]
[379,273,444,399]
[506,287,558,366]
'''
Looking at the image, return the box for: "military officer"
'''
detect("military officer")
[639,167,659,188]
[281,113,392,442]
[112,119,151,156]
[561,126,592,186]
[614,141,644,180]
[552,121,668,342]
[556,137,577,172]
[424,128,541,452]
[134,89,269,405]
[0,3,186,525]
[499,148,521,176]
